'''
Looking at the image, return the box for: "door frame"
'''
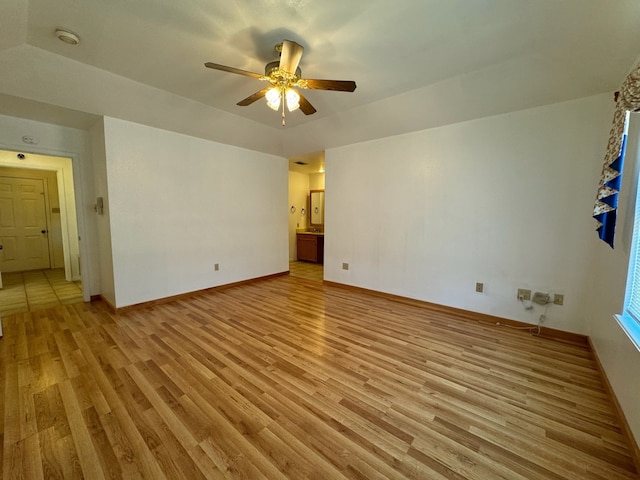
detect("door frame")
[0,149,90,302]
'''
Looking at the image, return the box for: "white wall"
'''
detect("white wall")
[0,114,98,297]
[102,117,288,307]
[326,93,613,334]
[586,114,640,448]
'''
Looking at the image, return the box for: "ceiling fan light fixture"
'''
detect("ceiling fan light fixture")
[204,39,356,125]
[285,88,300,112]
[265,87,281,111]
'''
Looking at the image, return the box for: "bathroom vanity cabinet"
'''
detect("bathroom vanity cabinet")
[296,233,324,264]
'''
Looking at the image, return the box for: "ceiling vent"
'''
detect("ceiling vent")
[55,29,80,45]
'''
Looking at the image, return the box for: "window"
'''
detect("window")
[618,113,640,351]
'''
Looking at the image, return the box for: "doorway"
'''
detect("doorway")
[0,150,84,314]
[288,151,325,282]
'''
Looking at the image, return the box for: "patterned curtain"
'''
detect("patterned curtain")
[593,62,640,248]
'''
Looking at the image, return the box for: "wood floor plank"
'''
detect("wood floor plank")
[57,379,106,480]
[1,275,638,479]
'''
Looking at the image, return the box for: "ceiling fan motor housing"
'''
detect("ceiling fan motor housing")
[265,61,301,79]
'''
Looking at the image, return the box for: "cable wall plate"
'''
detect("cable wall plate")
[532,292,550,305]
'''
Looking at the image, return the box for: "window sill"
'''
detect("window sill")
[614,314,640,352]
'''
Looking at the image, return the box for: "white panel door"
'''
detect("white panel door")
[0,177,50,272]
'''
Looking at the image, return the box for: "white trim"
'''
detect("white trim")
[614,314,640,352]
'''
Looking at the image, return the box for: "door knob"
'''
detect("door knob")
[41,229,47,234]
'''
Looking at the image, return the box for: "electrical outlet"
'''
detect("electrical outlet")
[517,288,531,301]
[475,282,484,293]
[342,262,349,270]
[214,263,219,271]
[553,293,564,305]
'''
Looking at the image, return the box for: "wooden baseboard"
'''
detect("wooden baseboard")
[322,280,588,345]
[93,294,117,314]
[587,337,640,474]
[108,271,289,314]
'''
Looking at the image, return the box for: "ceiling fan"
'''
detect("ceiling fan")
[205,40,356,126]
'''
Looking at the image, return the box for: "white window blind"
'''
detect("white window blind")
[627,200,640,322]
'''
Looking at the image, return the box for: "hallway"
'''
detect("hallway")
[0,269,83,315]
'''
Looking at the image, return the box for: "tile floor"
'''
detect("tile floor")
[0,269,83,315]
[289,261,323,282]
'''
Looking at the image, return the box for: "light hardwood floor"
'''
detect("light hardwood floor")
[1,275,637,479]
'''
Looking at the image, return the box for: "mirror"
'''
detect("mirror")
[310,189,325,226]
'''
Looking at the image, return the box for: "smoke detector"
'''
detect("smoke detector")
[55,29,79,45]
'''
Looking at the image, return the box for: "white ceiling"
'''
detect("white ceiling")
[1,0,639,159]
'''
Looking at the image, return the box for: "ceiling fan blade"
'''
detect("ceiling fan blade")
[204,62,263,79]
[237,87,270,106]
[304,79,357,92]
[279,40,304,74]
[298,92,317,115]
